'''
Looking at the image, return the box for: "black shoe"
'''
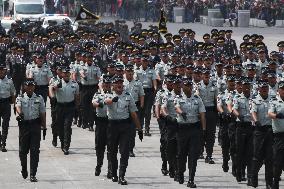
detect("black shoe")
[1,145,7,152]
[272,179,279,189]
[205,156,215,164]
[129,151,135,157]
[82,125,87,129]
[161,168,169,176]
[77,123,81,128]
[169,171,175,178]
[241,176,247,182]
[144,132,151,136]
[248,176,258,188]
[174,173,179,182]
[30,175,38,182]
[236,175,242,182]
[118,177,128,185]
[52,140,57,147]
[112,176,118,182]
[73,119,77,125]
[178,173,184,184]
[266,184,272,189]
[63,149,69,155]
[199,154,204,159]
[222,163,229,172]
[95,166,101,176]
[232,167,236,177]
[21,170,28,179]
[187,181,197,188]
[107,171,112,179]
[89,127,94,132]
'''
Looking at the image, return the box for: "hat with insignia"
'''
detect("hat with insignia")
[125,63,134,71]
[211,29,218,34]
[103,74,113,83]
[246,63,256,70]
[234,64,243,71]
[115,63,125,71]
[243,34,250,41]
[0,63,6,69]
[24,78,36,86]
[182,78,193,85]
[242,77,251,85]
[279,81,284,88]
[172,75,182,83]
[61,66,71,73]
[258,80,268,88]
[277,41,284,48]
[112,75,124,83]
[226,75,235,82]
[203,33,210,39]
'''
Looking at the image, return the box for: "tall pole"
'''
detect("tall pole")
[2,0,4,17]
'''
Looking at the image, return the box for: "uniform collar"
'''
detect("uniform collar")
[24,92,36,99]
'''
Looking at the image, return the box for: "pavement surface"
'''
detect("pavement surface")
[0,17,284,189]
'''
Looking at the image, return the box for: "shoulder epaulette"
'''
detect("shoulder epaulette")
[194,95,199,98]
[125,92,130,95]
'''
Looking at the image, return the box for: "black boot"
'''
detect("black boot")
[1,142,7,152]
[52,135,57,147]
[272,179,279,189]
[205,156,215,164]
[178,173,184,184]
[144,129,151,136]
[30,175,38,182]
[89,126,94,132]
[112,176,118,182]
[95,166,101,176]
[222,160,229,172]
[129,151,135,157]
[187,180,197,188]
[118,176,128,185]
[21,169,28,179]
[161,161,169,176]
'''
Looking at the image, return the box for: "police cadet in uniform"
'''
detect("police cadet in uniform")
[92,74,112,178]
[48,65,63,147]
[161,75,182,180]
[27,54,52,103]
[198,68,218,164]
[80,53,101,131]
[155,75,174,176]
[217,75,235,173]
[135,55,157,136]
[15,78,46,182]
[250,81,273,188]
[0,63,15,152]
[104,75,143,185]
[124,63,145,157]
[233,77,254,182]
[175,78,206,188]
[268,81,284,189]
[50,66,80,155]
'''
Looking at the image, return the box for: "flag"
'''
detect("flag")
[75,5,100,22]
[158,9,167,34]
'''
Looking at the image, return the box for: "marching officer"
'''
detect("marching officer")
[154,75,174,176]
[250,81,273,188]
[92,74,112,178]
[124,64,145,157]
[233,77,254,182]
[135,55,157,136]
[48,65,63,147]
[15,78,46,182]
[175,78,206,188]
[217,75,235,172]
[50,66,80,155]
[27,53,52,103]
[268,81,284,189]
[104,75,143,185]
[161,75,182,180]
[79,53,101,131]
[198,69,218,164]
[0,63,15,152]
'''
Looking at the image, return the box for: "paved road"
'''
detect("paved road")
[1,18,284,189]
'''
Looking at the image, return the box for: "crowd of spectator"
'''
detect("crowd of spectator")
[76,0,284,27]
